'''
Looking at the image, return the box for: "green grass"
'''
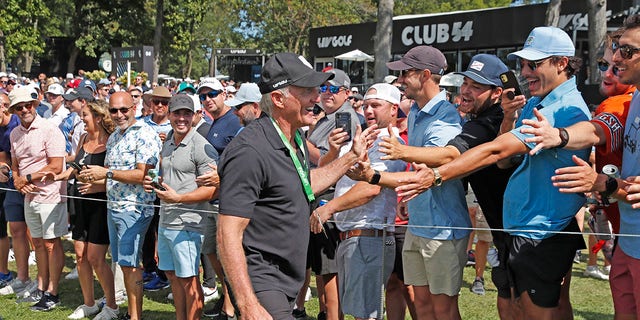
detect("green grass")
[0,238,614,319]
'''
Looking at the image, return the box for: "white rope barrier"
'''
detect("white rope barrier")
[0,186,632,239]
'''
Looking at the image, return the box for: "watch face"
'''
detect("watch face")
[560,129,569,140]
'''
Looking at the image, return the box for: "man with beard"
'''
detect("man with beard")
[227,83,263,127]
[359,54,516,319]
[384,27,590,319]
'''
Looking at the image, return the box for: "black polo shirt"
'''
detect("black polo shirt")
[447,103,515,235]
[218,115,311,299]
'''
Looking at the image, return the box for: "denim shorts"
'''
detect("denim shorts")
[107,210,153,268]
[158,227,204,278]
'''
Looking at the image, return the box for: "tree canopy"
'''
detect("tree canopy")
[1,0,512,78]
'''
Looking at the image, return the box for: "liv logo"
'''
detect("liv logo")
[317,35,353,48]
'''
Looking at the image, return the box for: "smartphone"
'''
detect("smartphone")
[334,112,352,142]
[147,169,167,191]
[499,70,523,100]
[68,162,83,172]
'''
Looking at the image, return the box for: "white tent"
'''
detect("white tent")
[335,49,374,85]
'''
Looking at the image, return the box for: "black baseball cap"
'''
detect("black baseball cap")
[258,53,334,94]
[62,87,95,102]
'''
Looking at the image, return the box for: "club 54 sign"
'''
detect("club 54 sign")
[400,21,474,46]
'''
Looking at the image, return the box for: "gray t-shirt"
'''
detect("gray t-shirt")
[307,101,361,165]
[159,129,219,233]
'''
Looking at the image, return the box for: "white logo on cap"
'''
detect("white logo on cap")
[298,56,313,69]
[469,61,485,71]
[525,36,535,46]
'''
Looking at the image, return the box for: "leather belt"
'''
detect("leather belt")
[339,229,393,241]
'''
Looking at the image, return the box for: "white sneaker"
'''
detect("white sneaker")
[94,305,119,320]
[203,285,219,303]
[0,278,31,295]
[65,266,79,280]
[305,287,312,302]
[68,304,99,319]
[167,292,173,300]
[114,290,127,305]
[471,277,485,295]
[487,247,500,267]
[584,265,609,280]
[16,280,38,298]
[604,265,611,275]
[28,251,37,266]
[8,249,15,262]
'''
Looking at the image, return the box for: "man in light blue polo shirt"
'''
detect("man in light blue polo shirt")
[351,45,470,320]
[391,27,591,319]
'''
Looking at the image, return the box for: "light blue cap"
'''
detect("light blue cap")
[507,26,575,61]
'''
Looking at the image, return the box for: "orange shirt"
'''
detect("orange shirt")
[591,86,636,233]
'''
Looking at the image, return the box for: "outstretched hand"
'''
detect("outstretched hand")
[520,108,561,155]
[395,163,434,202]
[350,124,379,161]
[551,155,598,193]
[380,123,405,160]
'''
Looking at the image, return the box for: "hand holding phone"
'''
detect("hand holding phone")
[147,169,167,191]
[335,112,352,142]
[68,162,83,172]
[500,70,523,100]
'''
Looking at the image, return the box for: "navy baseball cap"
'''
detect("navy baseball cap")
[454,54,509,87]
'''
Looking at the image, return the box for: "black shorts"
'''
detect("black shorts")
[0,192,6,238]
[71,193,110,245]
[308,191,340,275]
[391,228,406,281]
[490,230,511,299]
[507,218,585,308]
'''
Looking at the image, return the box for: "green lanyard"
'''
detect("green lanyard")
[270,117,315,203]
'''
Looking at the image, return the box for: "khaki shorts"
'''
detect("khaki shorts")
[474,209,493,242]
[466,189,492,242]
[402,230,468,296]
[24,200,68,239]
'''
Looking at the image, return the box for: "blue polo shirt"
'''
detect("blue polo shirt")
[206,109,242,155]
[507,77,590,239]
[407,90,471,240]
[143,115,172,135]
[618,90,640,258]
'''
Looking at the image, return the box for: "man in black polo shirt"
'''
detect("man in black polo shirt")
[217,52,374,319]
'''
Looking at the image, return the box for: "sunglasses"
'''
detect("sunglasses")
[399,69,420,77]
[131,94,141,98]
[152,99,169,106]
[199,90,222,101]
[319,85,343,94]
[518,58,550,71]
[612,42,640,60]
[597,59,609,72]
[13,103,34,112]
[109,106,133,114]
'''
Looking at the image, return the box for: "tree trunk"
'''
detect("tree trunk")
[153,0,164,83]
[374,0,393,84]
[0,30,5,73]
[588,0,607,84]
[546,0,561,26]
[67,45,80,74]
[22,52,34,75]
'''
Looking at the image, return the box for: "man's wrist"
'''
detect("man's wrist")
[556,128,569,148]
[26,174,33,184]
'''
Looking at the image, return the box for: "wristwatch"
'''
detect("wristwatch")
[370,170,381,185]
[557,128,569,149]
[106,169,114,180]
[26,174,33,184]
[601,176,618,198]
[432,167,443,187]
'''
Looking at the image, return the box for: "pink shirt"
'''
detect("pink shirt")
[10,116,67,203]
